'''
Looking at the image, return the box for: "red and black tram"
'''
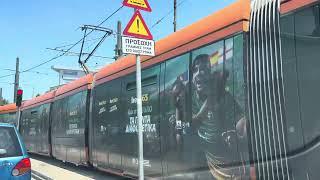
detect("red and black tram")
[1,0,319,179]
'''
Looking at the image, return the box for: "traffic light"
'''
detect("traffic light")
[16,89,23,107]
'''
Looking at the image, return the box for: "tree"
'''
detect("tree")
[0,98,9,106]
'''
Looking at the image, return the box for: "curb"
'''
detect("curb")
[31,170,54,180]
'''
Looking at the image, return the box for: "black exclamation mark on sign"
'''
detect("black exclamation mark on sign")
[137,19,140,33]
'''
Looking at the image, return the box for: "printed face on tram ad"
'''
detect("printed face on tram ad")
[167,42,250,179]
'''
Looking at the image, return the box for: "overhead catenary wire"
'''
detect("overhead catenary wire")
[0,82,32,86]
[0,70,16,79]
[151,0,188,29]
[85,36,103,52]
[46,48,114,60]
[1,68,49,75]
[82,34,112,59]
[21,5,124,74]
[52,36,106,49]
[0,74,15,79]
[53,31,117,50]
[1,68,15,72]
[0,70,48,82]
[0,82,14,84]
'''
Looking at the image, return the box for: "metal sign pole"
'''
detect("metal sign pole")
[136,54,144,180]
[17,107,21,131]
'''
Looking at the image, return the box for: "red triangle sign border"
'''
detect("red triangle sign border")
[122,0,152,12]
[123,10,153,40]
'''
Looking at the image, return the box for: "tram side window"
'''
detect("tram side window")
[233,34,246,112]
[162,53,194,174]
[295,4,320,145]
[105,80,122,138]
[20,110,31,137]
[93,83,109,137]
[93,79,123,138]
[0,113,15,124]
[30,107,40,136]
[66,92,86,136]
[40,104,50,137]
[191,40,228,174]
[191,35,248,178]
[52,99,66,136]
[92,78,123,168]
[122,65,161,174]
[9,112,16,125]
[1,114,8,123]
[1,114,6,123]
[0,114,6,123]
[281,14,305,152]
[232,34,249,162]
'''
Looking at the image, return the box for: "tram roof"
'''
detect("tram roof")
[18,74,93,109]
[94,0,251,85]
[55,74,94,100]
[21,91,56,110]
[281,0,317,14]
[0,103,17,114]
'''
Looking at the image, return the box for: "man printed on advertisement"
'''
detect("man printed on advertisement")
[171,54,249,179]
[313,5,320,36]
[170,75,189,154]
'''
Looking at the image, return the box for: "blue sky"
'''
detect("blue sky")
[0,0,236,102]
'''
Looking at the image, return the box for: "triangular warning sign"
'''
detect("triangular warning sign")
[123,11,153,40]
[123,0,152,12]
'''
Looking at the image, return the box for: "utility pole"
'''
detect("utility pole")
[115,21,123,60]
[14,57,20,102]
[0,88,3,100]
[174,0,177,32]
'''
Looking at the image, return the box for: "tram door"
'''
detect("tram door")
[105,79,123,170]
[29,108,41,153]
[39,104,50,155]
[91,78,124,170]
[122,65,163,176]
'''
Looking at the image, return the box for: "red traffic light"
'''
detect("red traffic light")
[17,89,23,95]
[16,89,23,107]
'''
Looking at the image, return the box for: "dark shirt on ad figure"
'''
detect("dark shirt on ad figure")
[190,54,248,179]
